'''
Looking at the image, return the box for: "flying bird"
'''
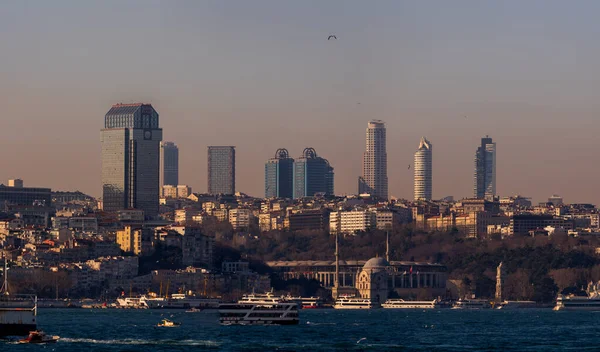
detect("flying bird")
[328,35,337,40]
[408,165,411,170]
[357,337,367,344]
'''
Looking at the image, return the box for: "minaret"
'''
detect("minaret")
[333,232,340,299]
[495,262,504,302]
[385,231,390,262]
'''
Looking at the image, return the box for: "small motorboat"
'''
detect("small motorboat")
[185,307,201,313]
[18,330,60,344]
[157,318,181,327]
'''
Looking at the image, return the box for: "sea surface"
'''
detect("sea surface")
[2,308,600,351]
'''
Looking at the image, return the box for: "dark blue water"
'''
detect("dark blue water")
[2,308,600,351]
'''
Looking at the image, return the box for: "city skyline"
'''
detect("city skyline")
[2,1,600,204]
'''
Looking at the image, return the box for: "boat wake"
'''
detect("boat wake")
[60,338,220,346]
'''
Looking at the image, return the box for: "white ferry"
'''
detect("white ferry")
[300,296,325,309]
[145,293,220,309]
[218,301,299,325]
[116,296,149,309]
[451,298,491,309]
[334,297,380,309]
[1,257,37,336]
[382,299,439,309]
[554,282,600,311]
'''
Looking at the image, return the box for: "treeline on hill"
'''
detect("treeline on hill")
[215,225,600,302]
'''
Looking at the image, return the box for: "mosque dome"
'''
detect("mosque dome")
[362,257,390,271]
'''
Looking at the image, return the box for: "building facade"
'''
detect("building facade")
[265,148,294,198]
[474,136,496,200]
[414,137,432,200]
[160,141,179,187]
[293,148,334,198]
[359,120,388,199]
[0,181,51,207]
[101,103,162,218]
[207,146,235,195]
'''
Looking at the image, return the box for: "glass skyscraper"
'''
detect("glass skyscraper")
[474,136,496,200]
[160,141,179,187]
[414,137,432,200]
[207,146,235,195]
[293,148,334,198]
[359,120,388,199]
[265,148,294,198]
[101,103,162,218]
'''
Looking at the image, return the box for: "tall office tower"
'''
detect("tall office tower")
[293,148,334,198]
[265,148,294,198]
[160,141,179,187]
[360,120,388,199]
[101,103,162,218]
[414,137,433,200]
[474,136,496,200]
[207,146,236,195]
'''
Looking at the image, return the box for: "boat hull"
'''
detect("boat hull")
[220,318,299,325]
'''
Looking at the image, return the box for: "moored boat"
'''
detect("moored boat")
[554,281,600,311]
[333,297,380,309]
[382,298,440,309]
[157,318,181,327]
[452,298,491,309]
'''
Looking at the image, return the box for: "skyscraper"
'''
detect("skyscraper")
[265,148,294,198]
[101,103,162,218]
[293,148,334,198]
[474,136,496,199]
[207,146,235,195]
[160,141,179,187]
[414,137,432,200]
[359,120,388,199]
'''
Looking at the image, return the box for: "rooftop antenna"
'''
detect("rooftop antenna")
[1,250,8,295]
[386,230,390,262]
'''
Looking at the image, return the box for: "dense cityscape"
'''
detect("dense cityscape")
[2,103,599,309]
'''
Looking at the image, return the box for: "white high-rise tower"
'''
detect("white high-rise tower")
[359,120,388,199]
[414,137,432,200]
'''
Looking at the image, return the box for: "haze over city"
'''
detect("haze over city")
[2,1,600,203]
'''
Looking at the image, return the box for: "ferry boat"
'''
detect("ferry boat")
[451,298,491,309]
[554,281,600,311]
[218,301,299,325]
[1,256,37,336]
[382,298,439,309]
[300,297,325,309]
[115,295,149,309]
[145,293,220,309]
[333,297,380,309]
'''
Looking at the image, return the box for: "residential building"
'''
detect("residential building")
[162,184,192,199]
[229,208,252,230]
[116,225,153,255]
[330,210,375,234]
[474,136,496,199]
[414,137,432,200]
[101,103,162,218]
[286,209,330,232]
[265,148,294,198]
[160,141,179,187]
[510,215,575,236]
[207,146,235,195]
[359,120,388,199]
[293,148,334,198]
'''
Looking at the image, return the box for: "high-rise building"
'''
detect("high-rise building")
[359,120,388,199]
[265,148,294,198]
[474,136,496,200]
[160,141,179,187]
[414,137,433,200]
[207,146,235,195]
[293,148,334,198]
[101,103,162,218]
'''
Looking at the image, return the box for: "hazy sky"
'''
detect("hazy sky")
[2,1,600,204]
